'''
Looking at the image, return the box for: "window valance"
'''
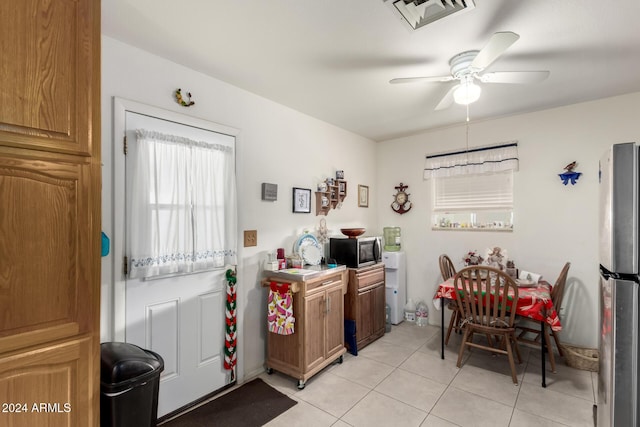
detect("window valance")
[424,141,518,179]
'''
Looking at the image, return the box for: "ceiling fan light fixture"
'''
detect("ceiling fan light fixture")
[454,81,481,105]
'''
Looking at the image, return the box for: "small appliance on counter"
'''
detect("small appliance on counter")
[264,251,281,271]
[329,235,381,268]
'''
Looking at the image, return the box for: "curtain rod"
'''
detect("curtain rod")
[425,142,518,160]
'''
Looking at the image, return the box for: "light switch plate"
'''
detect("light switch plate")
[244,230,257,247]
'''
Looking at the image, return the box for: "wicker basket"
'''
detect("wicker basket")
[561,344,599,372]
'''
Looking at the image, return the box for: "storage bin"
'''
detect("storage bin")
[561,344,599,372]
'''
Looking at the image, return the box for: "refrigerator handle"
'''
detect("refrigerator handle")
[601,265,615,280]
[601,264,640,282]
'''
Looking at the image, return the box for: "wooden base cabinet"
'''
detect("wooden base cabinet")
[263,269,347,389]
[345,263,386,352]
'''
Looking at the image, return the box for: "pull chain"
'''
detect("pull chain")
[465,103,470,164]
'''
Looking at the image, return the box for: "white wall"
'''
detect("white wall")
[101,32,640,375]
[100,36,379,381]
[376,92,640,349]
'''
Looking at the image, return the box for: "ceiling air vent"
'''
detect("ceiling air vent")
[384,0,475,31]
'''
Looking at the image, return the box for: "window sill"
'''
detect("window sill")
[431,226,513,232]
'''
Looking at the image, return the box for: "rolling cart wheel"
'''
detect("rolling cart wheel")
[338,355,344,364]
[266,367,274,375]
[297,380,305,390]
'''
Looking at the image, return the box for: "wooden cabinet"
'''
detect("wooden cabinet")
[315,179,347,216]
[0,0,101,425]
[345,263,386,352]
[263,268,347,389]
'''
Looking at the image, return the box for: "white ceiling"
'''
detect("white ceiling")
[102,0,640,142]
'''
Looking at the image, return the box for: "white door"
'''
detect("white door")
[123,111,233,417]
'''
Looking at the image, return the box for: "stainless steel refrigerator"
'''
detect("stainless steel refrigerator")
[598,142,640,426]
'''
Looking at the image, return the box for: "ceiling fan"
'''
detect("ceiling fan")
[389,32,550,110]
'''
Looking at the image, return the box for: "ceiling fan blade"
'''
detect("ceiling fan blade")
[471,32,520,70]
[480,70,550,84]
[435,84,459,111]
[389,75,454,84]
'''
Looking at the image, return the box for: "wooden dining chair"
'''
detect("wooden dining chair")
[515,262,571,372]
[454,266,522,384]
[439,254,461,345]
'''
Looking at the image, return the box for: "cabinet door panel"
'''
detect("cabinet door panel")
[325,285,345,358]
[0,152,95,352]
[0,0,98,155]
[373,284,386,336]
[304,292,325,371]
[357,290,373,342]
[267,291,302,369]
[0,336,96,427]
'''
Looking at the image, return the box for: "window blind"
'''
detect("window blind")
[433,171,513,212]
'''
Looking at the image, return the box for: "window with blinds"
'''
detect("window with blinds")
[432,170,514,231]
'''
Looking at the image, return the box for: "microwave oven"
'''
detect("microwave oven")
[329,236,382,268]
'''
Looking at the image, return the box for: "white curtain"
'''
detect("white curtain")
[129,129,237,279]
[424,141,518,179]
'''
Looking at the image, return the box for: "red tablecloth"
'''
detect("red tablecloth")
[433,278,562,331]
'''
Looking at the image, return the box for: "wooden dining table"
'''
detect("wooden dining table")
[433,277,562,387]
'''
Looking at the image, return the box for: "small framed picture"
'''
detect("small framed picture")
[358,185,369,208]
[292,187,311,213]
[336,170,344,179]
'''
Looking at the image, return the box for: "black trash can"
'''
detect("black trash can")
[100,342,164,427]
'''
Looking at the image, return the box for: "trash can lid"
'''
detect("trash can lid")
[100,342,164,385]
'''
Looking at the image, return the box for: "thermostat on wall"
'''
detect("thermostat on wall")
[262,183,278,201]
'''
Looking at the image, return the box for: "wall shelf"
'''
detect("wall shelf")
[315,179,347,216]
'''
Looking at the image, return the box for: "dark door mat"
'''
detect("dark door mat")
[160,378,297,427]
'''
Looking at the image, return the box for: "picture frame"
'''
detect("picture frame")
[292,187,311,213]
[358,185,369,208]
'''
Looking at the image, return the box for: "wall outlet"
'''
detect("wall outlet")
[244,230,257,247]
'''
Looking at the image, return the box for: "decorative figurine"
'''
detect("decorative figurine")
[486,246,506,271]
[559,160,581,185]
[564,161,577,172]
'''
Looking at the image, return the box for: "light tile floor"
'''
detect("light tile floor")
[261,322,597,427]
